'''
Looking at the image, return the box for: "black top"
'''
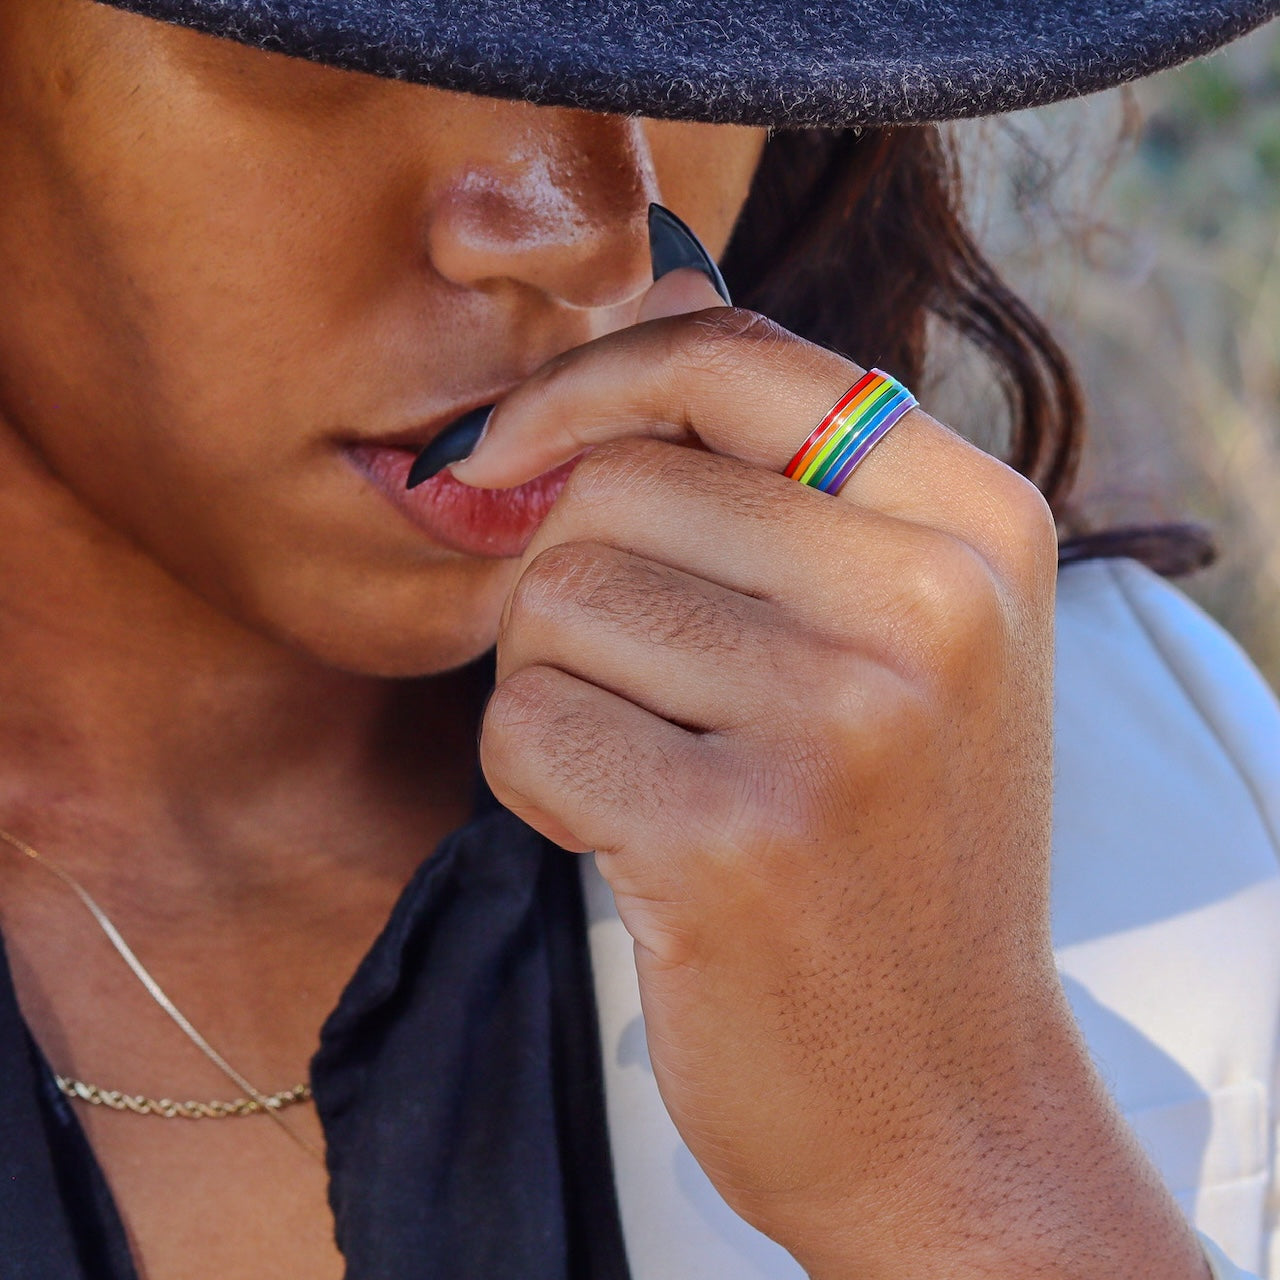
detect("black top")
[0,801,631,1279]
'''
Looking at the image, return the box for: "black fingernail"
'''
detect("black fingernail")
[406,405,494,489]
[648,202,732,306]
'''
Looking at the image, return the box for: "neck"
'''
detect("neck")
[0,431,483,897]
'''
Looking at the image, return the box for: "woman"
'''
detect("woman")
[0,0,1276,1277]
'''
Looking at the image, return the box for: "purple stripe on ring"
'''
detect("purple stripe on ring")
[822,394,916,493]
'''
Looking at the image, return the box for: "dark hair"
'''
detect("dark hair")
[720,124,1214,577]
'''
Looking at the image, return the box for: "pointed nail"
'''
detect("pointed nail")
[406,405,494,489]
[648,203,732,306]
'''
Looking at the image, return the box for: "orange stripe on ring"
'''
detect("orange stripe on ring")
[784,371,882,478]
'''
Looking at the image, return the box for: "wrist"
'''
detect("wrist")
[753,1020,1208,1279]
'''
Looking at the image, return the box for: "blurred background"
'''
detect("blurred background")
[935,21,1280,689]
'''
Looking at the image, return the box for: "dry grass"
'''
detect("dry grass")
[936,23,1280,687]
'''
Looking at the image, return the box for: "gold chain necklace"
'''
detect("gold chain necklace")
[54,1076,312,1119]
[0,827,323,1163]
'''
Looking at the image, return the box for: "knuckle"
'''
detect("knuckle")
[523,345,577,396]
[676,306,792,378]
[480,665,561,772]
[897,534,1007,676]
[507,541,612,628]
[801,667,918,794]
[484,669,682,834]
[932,532,995,604]
[558,436,665,511]
[1002,470,1060,576]
[976,461,1061,582]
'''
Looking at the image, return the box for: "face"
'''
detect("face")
[0,0,767,676]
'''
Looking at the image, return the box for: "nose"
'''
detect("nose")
[423,101,658,313]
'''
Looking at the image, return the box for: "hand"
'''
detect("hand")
[463,269,1207,1279]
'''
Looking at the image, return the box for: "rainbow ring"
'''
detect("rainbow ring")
[783,369,917,495]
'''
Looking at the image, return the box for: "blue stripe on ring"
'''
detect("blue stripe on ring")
[810,387,911,493]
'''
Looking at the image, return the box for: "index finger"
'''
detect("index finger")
[444,302,1020,545]
[450,305,858,486]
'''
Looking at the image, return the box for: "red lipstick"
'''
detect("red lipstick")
[347,435,578,559]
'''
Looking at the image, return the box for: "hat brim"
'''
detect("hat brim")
[97,0,1280,128]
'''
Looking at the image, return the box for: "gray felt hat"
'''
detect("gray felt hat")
[97,0,1280,128]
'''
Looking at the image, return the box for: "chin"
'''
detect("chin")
[305,619,501,680]
[236,557,511,680]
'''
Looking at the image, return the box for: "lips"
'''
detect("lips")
[345,439,580,559]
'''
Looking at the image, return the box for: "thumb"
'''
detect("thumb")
[635,264,730,324]
[639,201,734,321]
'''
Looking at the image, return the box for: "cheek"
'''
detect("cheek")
[0,114,510,676]
[0,116,358,479]
[0,20,508,674]
[645,121,769,256]
[0,97,282,507]
[0,5,421,518]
